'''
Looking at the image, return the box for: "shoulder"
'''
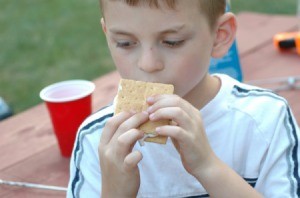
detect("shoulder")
[231,80,288,116]
[76,104,114,140]
[231,76,289,115]
[79,104,114,133]
[68,106,114,198]
[75,104,115,143]
[217,74,288,114]
[221,75,294,140]
[73,105,114,159]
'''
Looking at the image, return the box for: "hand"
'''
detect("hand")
[99,111,149,198]
[147,94,216,177]
[147,94,263,197]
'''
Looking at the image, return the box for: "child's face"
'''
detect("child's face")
[102,0,216,97]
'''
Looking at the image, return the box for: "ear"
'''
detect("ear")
[211,13,237,58]
[101,17,107,34]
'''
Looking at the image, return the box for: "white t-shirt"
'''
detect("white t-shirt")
[67,74,300,198]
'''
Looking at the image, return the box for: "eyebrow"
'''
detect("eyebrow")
[108,24,186,35]
[159,24,186,34]
[109,29,133,36]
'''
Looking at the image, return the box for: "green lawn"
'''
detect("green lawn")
[0,0,298,114]
[231,0,297,14]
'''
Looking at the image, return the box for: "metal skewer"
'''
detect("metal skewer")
[246,76,300,92]
[0,179,67,192]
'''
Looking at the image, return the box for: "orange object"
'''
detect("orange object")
[273,32,300,55]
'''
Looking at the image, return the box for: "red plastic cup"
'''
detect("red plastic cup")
[40,80,95,157]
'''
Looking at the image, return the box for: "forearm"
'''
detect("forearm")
[195,156,263,198]
[101,185,137,198]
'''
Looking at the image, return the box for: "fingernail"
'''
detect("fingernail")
[142,111,149,115]
[155,127,161,133]
[130,110,137,114]
[149,113,155,120]
[147,96,154,103]
[147,106,153,113]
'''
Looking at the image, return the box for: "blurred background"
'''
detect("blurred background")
[0,0,297,116]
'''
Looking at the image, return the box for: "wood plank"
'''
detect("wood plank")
[0,105,57,170]
[3,189,66,198]
[0,145,69,198]
[236,12,298,56]
[241,41,300,80]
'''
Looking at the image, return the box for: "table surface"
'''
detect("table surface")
[0,12,299,197]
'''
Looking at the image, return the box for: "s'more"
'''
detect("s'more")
[114,79,174,144]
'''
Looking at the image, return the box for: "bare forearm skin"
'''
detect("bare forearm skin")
[195,155,263,198]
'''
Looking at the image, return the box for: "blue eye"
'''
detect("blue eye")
[163,40,185,48]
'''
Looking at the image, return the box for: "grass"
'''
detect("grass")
[0,0,113,113]
[0,0,298,114]
[231,0,297,15]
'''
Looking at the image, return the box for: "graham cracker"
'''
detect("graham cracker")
[114,79,174,144]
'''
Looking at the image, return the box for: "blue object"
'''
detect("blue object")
[0,97,13,121]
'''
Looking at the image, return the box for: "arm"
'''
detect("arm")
[254,104,300,197]
[194,156,262,198]
[147,94,263,197]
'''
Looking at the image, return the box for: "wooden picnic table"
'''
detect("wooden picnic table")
[0,12,299,197]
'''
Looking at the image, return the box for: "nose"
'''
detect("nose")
[138,47,164,73]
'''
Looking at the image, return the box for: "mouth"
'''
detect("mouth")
[131,78,171,85]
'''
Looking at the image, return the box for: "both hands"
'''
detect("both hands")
[99,94,215,197]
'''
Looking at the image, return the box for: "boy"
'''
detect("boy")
[68,0,300,197]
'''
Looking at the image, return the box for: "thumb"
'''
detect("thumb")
[123,150,143,172]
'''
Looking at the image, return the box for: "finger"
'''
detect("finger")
[155,125,189,144]
[101,111,133,145]
[149,107,191,129]
[116,129,144,157]
[147,94,192,116]
[114,111,149,138]
[146,93,174,104]
[146,94,175,111]
[123,150,143,172]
